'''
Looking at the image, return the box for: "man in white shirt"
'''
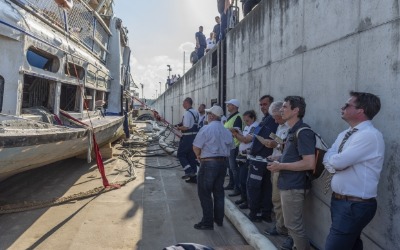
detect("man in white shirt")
[323,91,385,250]
[262,102,290,240]
[176,97,200,183]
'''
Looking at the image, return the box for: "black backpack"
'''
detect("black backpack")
[295,127,329,179]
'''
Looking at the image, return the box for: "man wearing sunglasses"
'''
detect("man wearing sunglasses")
[323,91,384,250]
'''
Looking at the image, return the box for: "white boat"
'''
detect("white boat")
[0,0,134,180]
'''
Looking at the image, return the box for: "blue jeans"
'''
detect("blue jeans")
[325,197,377,250]
[177,135,197,175]
[197,159,228,226]
[228,148,240,192]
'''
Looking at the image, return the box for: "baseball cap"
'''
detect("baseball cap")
[225,99,240,108]
[205,105,224,117]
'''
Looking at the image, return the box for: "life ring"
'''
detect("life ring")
[54,0,73,10]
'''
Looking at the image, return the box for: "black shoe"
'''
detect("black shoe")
[228,191,241,197]
[234,199,245,205]
[246,213,262,222]
[194,222,213,230]
[224,185,234,190]
[185,176,197,183]
[264,226,287,236]
[261,214,272,223]
[238,203,248,209]
[280,236,294,250]
[181,174,190,180]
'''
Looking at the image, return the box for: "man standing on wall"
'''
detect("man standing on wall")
[195,26,207,60]
[176,97,200,184]
[323,91,384,250]
[212,16,221,43]
[247,95,278,222]
[223,99,243,197]
[267,96,315,250]
[192,105,234,230]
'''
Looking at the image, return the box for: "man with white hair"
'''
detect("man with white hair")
[192,106,234,230]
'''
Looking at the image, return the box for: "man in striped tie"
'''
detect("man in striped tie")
[323,91,385,250]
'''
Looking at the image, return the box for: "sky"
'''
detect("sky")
[113,0,221,99]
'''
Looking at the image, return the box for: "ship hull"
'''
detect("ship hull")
[0,115,124,181]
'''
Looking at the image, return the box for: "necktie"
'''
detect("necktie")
[338,128,359,153]
[324,127,358,194]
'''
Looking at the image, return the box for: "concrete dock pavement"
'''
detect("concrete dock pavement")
[0,138,253,249]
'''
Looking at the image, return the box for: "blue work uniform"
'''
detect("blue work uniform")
[177,108,199,176]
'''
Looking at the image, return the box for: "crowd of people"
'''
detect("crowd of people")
[166,74,181,88]
[174,91,384,250]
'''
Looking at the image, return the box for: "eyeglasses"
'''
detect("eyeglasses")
[341,103,358,110]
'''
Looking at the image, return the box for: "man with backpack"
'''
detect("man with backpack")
[176,97,200,183]
[267,96,315,250]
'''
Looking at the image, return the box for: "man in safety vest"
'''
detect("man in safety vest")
[223,99,244,196]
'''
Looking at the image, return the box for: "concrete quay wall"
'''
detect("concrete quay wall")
[153,1,400,249]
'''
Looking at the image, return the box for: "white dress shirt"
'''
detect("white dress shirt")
[323,120,385,198]
[182,108,199,129]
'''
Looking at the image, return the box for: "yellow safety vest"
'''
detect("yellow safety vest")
[224,112,243,147]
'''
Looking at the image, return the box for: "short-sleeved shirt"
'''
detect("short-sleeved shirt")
[195,32,207,47]
[193,121,234,158]
[182,108,199,129]
[249,115,278,158]
[238,121,259,153]
[213,24,221,38]
[278,119,316,190]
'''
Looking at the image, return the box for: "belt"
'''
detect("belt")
[200,157,227,162]
[332,192,375,202]
[182,132,197,135]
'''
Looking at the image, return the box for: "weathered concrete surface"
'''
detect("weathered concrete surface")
[153,0,400,249]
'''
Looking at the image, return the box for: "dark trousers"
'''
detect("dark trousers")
[228,148,240,191]
[197,159,228,226]
[325,197,377,250]
[238,160,249,201]
[177,135,197,175]
[220,12,227,40]
[197,46,206,59]
[247,160,273,216]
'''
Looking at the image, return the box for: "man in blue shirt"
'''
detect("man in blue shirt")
[192,105,234,230]
[267,96,315,250]
[247,95,278,222]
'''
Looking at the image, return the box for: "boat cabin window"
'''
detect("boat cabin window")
[65,63,85,80]
[27,47,60,73]
[60,84,78,111]
[22,75,54,112]
[0,76,4,112]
